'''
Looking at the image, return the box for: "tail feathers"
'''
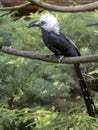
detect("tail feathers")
[74,64,98,118]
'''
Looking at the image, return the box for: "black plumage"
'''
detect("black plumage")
[28,14,98,118]
[42,30,80,57]
[42,29,98,117]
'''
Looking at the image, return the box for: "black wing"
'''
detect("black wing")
[42,30,80,57]
[60,33,81,56]
[49,32,80,57]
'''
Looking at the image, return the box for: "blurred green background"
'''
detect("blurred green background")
[0,10,98,130]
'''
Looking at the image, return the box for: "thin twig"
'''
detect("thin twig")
[0,2,31,11]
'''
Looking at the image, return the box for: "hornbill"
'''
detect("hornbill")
[28,14,98,117]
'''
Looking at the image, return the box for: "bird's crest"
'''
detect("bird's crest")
[39,14,60,34]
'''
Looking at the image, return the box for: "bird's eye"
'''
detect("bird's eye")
[40,21,46,25]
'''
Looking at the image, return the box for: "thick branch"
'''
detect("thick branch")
[0,0,98,13]
[0,2,31,11]
[28,0,98,12]
[1,46,98,64]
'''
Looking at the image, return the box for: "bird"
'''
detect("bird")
[27,13,98,118]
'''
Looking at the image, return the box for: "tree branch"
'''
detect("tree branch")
[85,23,98,26]
[0,0,98,13]
[1,46,98,64]
[0,2,31,11]
[28,0,98,12]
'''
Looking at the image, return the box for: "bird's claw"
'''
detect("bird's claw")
[58,56,64,63]
[45,54,64,63]
[45,54,56,58]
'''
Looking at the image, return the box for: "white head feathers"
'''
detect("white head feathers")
[39,14,60,34]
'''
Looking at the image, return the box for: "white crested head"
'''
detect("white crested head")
[39,14,60,34]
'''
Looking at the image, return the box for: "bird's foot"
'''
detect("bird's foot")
[45,54,56,58]
[45,54,64,63]
[58,56,64,63]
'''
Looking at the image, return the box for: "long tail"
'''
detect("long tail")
[74,64,98,118]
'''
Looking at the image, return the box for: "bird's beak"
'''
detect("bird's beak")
[27,20,40,28]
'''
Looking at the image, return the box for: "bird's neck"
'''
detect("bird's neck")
[42,29,50,41]
[42,29,49,35]
[42,29,59,36]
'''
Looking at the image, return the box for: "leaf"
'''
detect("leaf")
[88,68,98,74]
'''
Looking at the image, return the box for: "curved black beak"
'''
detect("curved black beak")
[27,20,40,28]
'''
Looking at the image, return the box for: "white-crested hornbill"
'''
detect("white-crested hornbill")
[28,13,98,118]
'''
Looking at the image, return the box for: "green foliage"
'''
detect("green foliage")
[0,10,98,130]
[0,107,98,130]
